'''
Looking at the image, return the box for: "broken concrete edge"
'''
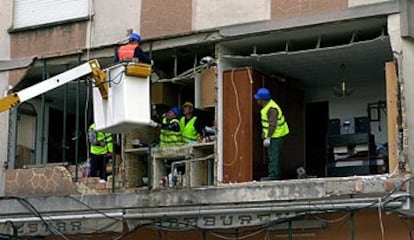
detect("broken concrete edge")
[0,174,408,217]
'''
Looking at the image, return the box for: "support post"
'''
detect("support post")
[75,55,81,182]
[385,61,399,174]
[147,42,153,189]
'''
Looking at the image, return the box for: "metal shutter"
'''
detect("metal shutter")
[13,0,89,29]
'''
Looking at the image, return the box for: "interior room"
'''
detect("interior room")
[219,17,393,181]
[11,61,91,167]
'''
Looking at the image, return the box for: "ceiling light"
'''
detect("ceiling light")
[333,63,354,97]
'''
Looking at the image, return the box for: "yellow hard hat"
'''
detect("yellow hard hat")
[182,101,194,108]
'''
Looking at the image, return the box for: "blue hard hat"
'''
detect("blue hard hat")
[170,106,181,117]
[254,88,271,100]
[129,33,142,43]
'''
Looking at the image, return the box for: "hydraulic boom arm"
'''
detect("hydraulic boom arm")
[0,59,108,113]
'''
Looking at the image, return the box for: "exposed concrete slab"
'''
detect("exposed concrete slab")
[0,175,406,216]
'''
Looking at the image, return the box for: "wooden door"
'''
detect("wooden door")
[222,68,262,182]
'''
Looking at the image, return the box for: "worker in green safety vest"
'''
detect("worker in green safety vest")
[180,102,203,144]
[254,88,289,181]
[159,106,183,147]
[88,123,113,180]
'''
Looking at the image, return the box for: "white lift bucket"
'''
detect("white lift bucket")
[93,63,152,133]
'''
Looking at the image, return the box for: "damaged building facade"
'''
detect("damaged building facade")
[0,0,414,239]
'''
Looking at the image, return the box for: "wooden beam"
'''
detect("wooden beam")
[385,61,399,174]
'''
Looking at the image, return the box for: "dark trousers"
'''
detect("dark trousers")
[267,137,284,179]
[90,153,107,180]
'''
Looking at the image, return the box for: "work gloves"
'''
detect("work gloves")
[149,120,159,128]
[263,137,271,148]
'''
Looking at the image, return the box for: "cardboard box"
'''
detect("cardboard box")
[151,82,178,106]
[200,67,216,108]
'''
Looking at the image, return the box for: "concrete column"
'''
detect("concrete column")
[388,13,414,173]
[0,0,13,196]
[401,39,414,171]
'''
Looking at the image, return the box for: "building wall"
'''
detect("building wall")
[140,0,192,39]
[141,0,351,39]
[192,0,271,31]
[10,22,87,58]
[0,0,13,195]
[271,0,348,19]
[91,0,142,48]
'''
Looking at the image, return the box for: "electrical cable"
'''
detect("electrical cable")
[156,63,210,83]
[223,68,241,168]
[223,67,255,168]
[0,196,69,239]
[312,212,350,223]
[0,178,408,239]
[378,197,385,240]
[265,229,270,240]
[16,199,69,239]
[66,196,123,222]
[106,70,124,85]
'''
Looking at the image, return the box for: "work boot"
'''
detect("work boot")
[260,176,278,181]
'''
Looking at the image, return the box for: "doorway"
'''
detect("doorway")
[16,103,37,168]
[305,101,329,177]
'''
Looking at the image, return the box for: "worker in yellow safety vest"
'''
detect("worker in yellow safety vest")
[88,123,113,180]
[159,106,183,147]
[180,102,202,144]
[254,88,289,181]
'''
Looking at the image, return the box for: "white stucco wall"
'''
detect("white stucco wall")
[192,0,270,31]
[388,14,402,53]
[306,82,388,146]
[348,0,391,7]
[89,0,141,48]
[0,0,12,195]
